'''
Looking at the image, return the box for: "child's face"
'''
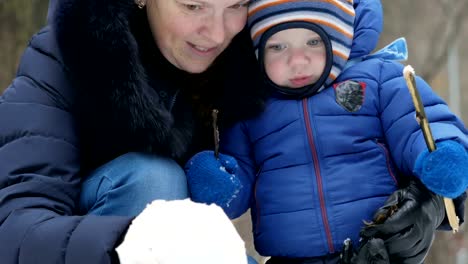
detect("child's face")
[263,28,326,89]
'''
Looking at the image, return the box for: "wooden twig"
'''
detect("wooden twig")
[403,65,459,233]
[212,109,220,159]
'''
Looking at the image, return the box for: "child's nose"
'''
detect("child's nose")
[288,48,310,66]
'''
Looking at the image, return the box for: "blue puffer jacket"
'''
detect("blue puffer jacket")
[220,0,468,258]
[0,27,133,264]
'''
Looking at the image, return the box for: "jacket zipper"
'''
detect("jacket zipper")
[302,98,334,253]
[168,89,180,112]
[375,141,398,185]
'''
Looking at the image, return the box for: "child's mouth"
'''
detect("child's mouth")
[289,76,312,87]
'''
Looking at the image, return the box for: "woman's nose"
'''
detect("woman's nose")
[201,15,226,45]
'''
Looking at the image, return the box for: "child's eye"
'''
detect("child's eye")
[266,43,286,51]
[307,39,323,47]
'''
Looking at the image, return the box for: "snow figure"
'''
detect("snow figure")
[116,199,248,264]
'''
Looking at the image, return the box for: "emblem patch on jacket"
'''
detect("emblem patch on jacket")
[333,80,366,112]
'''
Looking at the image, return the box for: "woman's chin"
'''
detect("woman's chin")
[178,60,213,74]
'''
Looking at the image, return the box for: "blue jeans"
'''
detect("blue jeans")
[79,152,257,263]
[79,152,189,216]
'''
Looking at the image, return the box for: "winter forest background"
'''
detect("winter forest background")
[1,0,468,263]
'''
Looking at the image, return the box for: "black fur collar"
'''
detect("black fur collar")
[53,0,267,168]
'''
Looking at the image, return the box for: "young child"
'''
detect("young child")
[185,0,468,263]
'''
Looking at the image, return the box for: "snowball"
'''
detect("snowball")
[116,199,248,264]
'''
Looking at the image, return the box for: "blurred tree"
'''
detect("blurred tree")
[380,0,468,83]
[0,0,48,91]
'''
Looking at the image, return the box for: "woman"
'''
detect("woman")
[0,0,464,263]
[1,0,263,263]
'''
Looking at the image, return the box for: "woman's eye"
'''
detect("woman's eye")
[230,1,250,9]
[307,39,323,47]
[183,3,202,11]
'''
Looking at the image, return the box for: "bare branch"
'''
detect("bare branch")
[420,0,468,81]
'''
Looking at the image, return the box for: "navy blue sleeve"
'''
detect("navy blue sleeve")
[0,28,132,264]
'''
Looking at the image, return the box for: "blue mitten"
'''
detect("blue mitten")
[414,140,468,198]
[185,151,242,211]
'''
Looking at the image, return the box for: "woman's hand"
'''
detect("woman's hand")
[352,179,445,264]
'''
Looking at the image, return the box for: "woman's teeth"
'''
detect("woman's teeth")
[194,46,209,52]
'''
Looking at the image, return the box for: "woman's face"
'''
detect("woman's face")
[146,0,249,73]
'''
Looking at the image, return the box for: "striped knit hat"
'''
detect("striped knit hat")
[248,0,356,91]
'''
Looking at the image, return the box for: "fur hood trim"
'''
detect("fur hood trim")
[53,0,181,160]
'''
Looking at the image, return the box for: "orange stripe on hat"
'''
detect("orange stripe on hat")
[249,0,355,17]
[333,49,349,60]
